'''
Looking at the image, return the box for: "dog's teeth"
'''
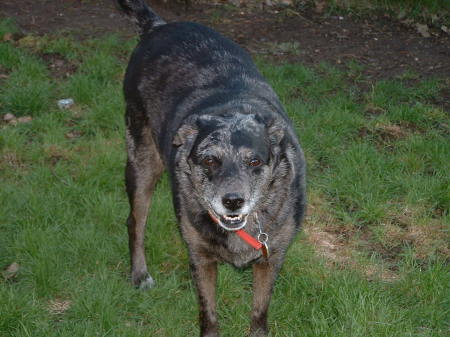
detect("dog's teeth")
[224,214,242,221]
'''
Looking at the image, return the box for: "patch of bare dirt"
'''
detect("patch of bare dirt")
[305,225,399,281]
[305,193,400,281]
[305,192,449,280]
[47,298,72,316]
[359,123,409,141]
[358,122,413,151]
[43,144,73,167]
[0,151,27,171]
[0,0,449,90]
[40,52,78,79]
[362,220,450,262]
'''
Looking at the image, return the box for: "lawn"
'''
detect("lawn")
[0,18,448,337]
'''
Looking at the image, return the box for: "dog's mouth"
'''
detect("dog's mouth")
[208,211,248,231]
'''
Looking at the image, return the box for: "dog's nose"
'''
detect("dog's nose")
[222,193,245,211]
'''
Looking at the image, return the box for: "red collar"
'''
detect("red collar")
[236,229,269,258]
[235,229,262,249]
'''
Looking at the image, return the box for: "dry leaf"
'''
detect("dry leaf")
[397,10,407,20]
[3,262,19,280]
[3,113,16,122]
[65,130,82,139]
[3,33,13,42]
[315,0,327,13]
[17,116,33,124]
[416,23,430,38]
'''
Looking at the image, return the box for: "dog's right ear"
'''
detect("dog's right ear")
[173,116,199,148]
[174,114,220,147]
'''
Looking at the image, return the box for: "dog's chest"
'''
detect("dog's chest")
[218,230,263,268]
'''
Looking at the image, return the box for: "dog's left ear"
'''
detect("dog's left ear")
[254,114,286,145]
[260,116,289,169]
[268,120,286,146]
[262,116,286,146]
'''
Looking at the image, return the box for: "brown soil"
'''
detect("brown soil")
[1,0,449,85]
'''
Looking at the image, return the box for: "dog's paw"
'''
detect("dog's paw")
[138,275,155,290]
[132,271,155,290]
[249,328,269,337]
[201,332,220,337]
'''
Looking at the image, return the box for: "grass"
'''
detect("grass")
[1,19,449,337]
[292,0,450,25]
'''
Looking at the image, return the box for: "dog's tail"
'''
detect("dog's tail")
[117,0,166,35]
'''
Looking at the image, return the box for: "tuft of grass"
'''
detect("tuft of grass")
[0,18,18,39]
[1,69,53,117]
[38,35,82,61]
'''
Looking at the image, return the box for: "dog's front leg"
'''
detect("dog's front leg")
[190,256,219,337]
[250,260,280,337]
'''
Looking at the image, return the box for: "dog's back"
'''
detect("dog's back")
[120,1,287,163]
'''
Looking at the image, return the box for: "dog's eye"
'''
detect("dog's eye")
[248,158,262,167]
[202,157,219,168]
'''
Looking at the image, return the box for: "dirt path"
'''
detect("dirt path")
[1,0,449,83]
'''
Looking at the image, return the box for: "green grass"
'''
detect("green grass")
[1,19,449,337]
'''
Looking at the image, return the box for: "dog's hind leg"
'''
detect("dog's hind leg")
[125,113,164,289]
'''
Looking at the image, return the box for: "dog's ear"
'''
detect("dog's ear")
[173,116,198,147]
[262,117,289,169]
[173,114,219,149]
[253,114,286,145]
[265,117,286,146]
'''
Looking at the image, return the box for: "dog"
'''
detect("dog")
[117,1,306,336]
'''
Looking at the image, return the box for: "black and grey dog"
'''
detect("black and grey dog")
[117,1,306,336]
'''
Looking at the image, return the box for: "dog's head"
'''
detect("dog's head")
[174,112,287,231]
